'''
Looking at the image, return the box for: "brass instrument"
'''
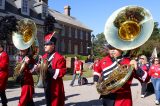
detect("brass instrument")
[96,6,154,95]
[12,18,37,50]
[12,18,37,80]
[37,58,48,88]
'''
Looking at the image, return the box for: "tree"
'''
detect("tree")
[135,22,160,57]
[93,33,107,57]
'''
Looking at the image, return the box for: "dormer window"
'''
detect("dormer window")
[0,0,5,10]
[21,0,29,15]
[42,4,48,18]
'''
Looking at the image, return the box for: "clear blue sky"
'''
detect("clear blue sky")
[48,0,160,35]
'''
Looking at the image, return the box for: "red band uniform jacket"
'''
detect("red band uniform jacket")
[0,51,9,92]
[74,60,83,75]
[95,55,134,106]
[93,61,101,77]
[43,52,66,106]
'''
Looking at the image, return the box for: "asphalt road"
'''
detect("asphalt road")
[0,77,158,106]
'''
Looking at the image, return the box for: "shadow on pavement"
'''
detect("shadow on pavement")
[34,92,45,98]
[0,96,20,103]
[7,80,20,89]
[65,99,103,106]
[65,94,80,100]
[34,92,46,105]
[35,98,46,106]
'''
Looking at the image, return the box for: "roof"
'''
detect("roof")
[48,9,92,31]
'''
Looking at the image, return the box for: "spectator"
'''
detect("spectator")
[136,55,150,98]
[85,55,94,63]
[149,57,160,105]
[91,57,101,84]
[70,56,83,86]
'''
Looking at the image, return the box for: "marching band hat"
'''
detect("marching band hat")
[106,44,116,49]
[44,32,57,45]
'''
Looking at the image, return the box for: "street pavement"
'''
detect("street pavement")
[0,77,158,106]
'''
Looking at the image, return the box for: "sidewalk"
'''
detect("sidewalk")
[0,77,157,106]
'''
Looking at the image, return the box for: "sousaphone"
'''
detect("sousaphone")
[96,6,154,95]
[12,18,38,80]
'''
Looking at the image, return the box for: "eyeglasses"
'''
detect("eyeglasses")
[154,60,159,61]
[140,58,144,60]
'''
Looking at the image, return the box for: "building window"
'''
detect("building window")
[21,0,29,15]
[0,0,2,6]
[0,0,5,9]
[80,42,83,53]
[68,40,71,53]
[42,4,48,18]
[71,28,75,38]
[61,39,65,52]
[86,43,89,54]
[69,27,71,37]
[62,25,65,36]
[65,26,69,37]
[86,32,89,40]
[75,29,78,39]
[80,30,83,40]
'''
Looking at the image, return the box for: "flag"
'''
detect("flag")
[151,47,157,59]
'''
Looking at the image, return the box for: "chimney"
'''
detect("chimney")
[64,5,71,16]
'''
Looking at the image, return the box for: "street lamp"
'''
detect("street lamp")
[91,34,95,56]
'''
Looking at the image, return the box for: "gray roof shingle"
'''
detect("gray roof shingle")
[48,9,92,31]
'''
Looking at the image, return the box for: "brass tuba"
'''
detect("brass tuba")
[96,6,154,95]
[12,18,37,79]
[36,58,48,88]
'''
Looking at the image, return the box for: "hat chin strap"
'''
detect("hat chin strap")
[48,49,55,54]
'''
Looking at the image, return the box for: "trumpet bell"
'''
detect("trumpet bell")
[104,6,154,50]
[12,18,37,50]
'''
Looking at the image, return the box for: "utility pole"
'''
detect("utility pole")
[91,34,95,56]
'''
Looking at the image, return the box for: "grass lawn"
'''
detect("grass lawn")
[7,68,93,88]
[63,69,93,80]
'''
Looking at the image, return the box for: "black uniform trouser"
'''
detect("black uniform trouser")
[0,91,8,105]
[100,93,116,106]
[44,78,52,106]
[26,99,35,106]
[141,82,147,95]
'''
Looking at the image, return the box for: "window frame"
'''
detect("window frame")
[21,0,29,15]
[0,0,5,10]
[42,4,48,18]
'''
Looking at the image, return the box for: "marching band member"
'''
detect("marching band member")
[70,56,83,86]
[17,48,36,106]
[41,15,66,106]
[0,44,9,106]
[42,32,66,106]
[96,45,141,106]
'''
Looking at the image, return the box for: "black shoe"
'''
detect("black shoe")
[70,84,73,87]
[2,104,7,106]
